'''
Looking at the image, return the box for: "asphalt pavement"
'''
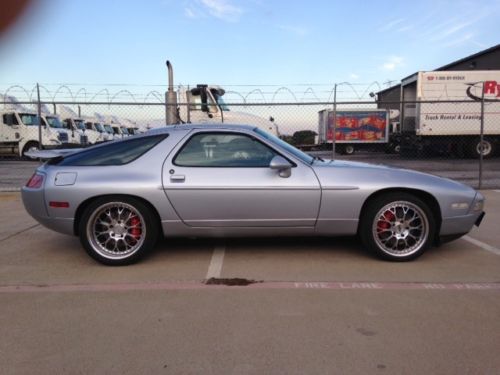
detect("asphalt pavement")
[1,191,499,374]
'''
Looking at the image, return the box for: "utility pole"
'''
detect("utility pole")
[332,83,337,160]
[36,83,43,149]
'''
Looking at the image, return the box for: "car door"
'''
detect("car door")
[162,130,321,227]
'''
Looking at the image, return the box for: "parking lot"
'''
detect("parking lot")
[0,188,499,374]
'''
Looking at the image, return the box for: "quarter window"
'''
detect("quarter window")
[52,134,168,166]
[174,133,278,167]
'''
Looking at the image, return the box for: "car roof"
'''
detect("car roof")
[146,123,257,135]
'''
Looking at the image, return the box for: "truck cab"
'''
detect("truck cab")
[178,85,279,135]
[0,111,64,157]
[85,121,111,143]
[42,115,74,145]
[62,118,90,145]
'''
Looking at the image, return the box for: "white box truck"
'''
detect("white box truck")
[400,70,500,158]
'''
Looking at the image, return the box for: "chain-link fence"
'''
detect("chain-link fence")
[1,98,499,189]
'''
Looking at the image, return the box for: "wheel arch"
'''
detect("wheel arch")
[357,188,442,242]
[73,194,163,236]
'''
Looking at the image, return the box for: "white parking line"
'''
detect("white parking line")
[463,235,500,256]
[494,190,500,193]
[206,242,226,279]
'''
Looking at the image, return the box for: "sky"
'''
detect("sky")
[0,0,499,102]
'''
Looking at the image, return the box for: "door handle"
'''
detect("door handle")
[170,174,185,182]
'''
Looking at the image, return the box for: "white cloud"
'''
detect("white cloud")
[381,56,404,71]
[349,73,359,80]
[199,0,243,22]
[184,7,197,18]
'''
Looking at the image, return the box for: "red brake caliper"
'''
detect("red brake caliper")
[377,211,394,233]
[129,216,142,240]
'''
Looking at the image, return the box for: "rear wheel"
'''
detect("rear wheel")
[339,145,355,155]
[79,196,159,265]
[467,138,496,159]
[359,193,436,261]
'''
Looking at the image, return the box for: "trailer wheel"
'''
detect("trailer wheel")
[341,145,355,155]
[468,138,496,159]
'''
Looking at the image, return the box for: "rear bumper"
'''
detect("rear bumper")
[21,187,75,235]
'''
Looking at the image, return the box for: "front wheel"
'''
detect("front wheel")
[79,196,159,265]
[359,193,436,261]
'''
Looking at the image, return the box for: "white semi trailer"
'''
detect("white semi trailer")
[400,70,500,158]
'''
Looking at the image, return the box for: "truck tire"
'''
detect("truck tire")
[21,141,40,159]
[339,145,355,155]
[468,138,496,159]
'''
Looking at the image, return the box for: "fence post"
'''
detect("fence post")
[332,83,337,160]
[478,83,485,189]
[36,83,43,150]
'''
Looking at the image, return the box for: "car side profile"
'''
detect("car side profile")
[22,124,485,265]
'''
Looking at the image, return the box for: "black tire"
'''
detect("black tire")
[344,145,355,155]
[467,138,496,159]
[359,192,436,261]
[21,141,40,159]
[78,196,159,266]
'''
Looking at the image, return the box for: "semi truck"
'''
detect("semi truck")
[164,61,279,135]
[400,70,500,158]
[0,110,67,157]
[317,108,400,154]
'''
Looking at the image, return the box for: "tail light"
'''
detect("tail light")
[26,173,44,189]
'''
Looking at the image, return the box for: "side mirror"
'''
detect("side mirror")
[269,155,292,178]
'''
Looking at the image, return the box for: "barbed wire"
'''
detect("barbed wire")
[0,82,395,104]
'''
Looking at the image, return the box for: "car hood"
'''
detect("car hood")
[312,158,476,194]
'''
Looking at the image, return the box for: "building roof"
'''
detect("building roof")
[435,43,500,71]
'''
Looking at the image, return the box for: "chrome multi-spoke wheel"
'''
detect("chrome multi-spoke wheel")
[360,193,436,261]
[372,201,429,257]
[87,202,146,260]
[79,196,159,265]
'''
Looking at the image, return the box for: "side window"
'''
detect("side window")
[3,113,19,125]
[174,133,278,167]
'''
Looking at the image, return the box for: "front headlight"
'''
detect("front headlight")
[472,200,484,212]
[471,193,485,212]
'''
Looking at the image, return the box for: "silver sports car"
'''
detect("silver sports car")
[22,124,485,265]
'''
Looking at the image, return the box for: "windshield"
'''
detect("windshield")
[121,127,129,135]
[74,120,85,130]
[46,116,63,128]
[112,127,120,134]
[95,123,105,132]
[19,113,40,126]
[103,124,113,133]
[212,90,229,111]
[254,128,314,165]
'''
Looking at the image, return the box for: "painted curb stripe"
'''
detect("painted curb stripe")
[1,281,499,293]
[206,243,226,279]
[463,235,500,256]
